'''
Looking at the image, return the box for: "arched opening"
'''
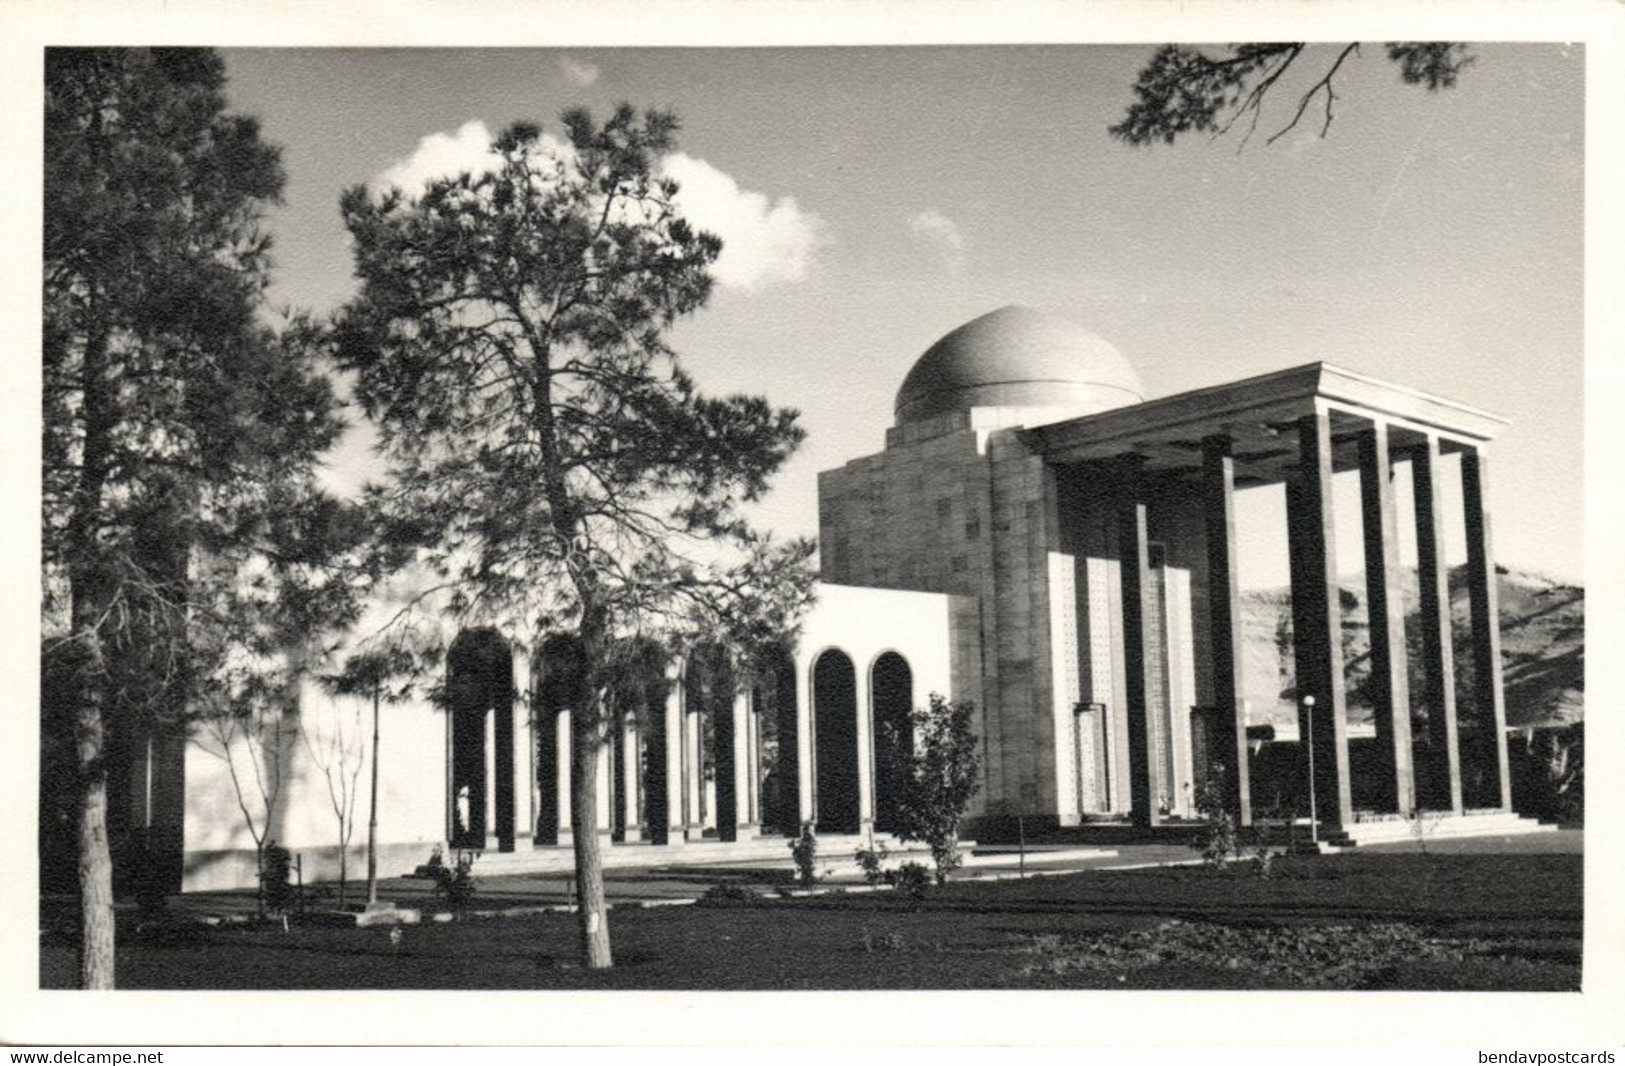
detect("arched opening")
[871,652,914,833]
[534,633,587,846]
[446,629,515,851]
[682,645,738,840]
[602,636,669,844]
[754,644,800,835]
[812,648,860,834]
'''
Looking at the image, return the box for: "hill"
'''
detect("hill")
[1239,566,1583,733]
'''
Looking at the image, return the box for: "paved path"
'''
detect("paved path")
[148,829,1582,919]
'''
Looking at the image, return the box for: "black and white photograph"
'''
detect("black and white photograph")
[6,0,1620,1051]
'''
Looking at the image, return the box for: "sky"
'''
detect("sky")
[219,44,1585,585]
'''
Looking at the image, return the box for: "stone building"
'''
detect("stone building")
[114,305,1523,891]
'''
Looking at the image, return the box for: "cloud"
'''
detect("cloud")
[660,152,827,291]
[374,119,500,193]
[558,56,601,87]
[908,209,966,274]
[374,124,825,292]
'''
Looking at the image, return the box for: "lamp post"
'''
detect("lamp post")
[1302,694,1318,844]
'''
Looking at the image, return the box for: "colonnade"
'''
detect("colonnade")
[1119,410,1511,830]
[450,643,918,851]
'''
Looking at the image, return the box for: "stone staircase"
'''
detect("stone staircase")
[439,832,916,878]
[1317,810,1557,850]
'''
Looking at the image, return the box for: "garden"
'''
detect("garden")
[39,848,1581,991]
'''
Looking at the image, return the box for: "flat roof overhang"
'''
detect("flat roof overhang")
[1024,362,1508,487]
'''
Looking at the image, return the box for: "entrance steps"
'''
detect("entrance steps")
[441,832,914,878]
[1318,810,1556,850]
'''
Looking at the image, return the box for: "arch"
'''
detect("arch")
[603,635,669,844]
[446,629,515,851]
[533,633,587,846]
[752,643,800,836]
[811,648,860,834]
[870,651,914,834]
[682,644,738,840]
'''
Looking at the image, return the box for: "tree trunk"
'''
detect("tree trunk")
[570,706,612,969]
[367,686,380,906]
[75,679,116,989]
[69,321,116,989]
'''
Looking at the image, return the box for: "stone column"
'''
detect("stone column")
[746,690,763,827]
[484,704,498,849]
[663,664,685,846]
[596,735,614,842]
[1117,499,1161,828]
[1357,423,1416,816]
[621,720,644,842]
[1461,446,1513,811]
[1412,437,1464,815]
[683,669,706,842]
[511,647,537,845]
[1286,411,1353,831]
[796,655,815,829]
[732,686,758,839]
[855,657,876,839]
[1201,436,1253,826]
[554,707,573,848]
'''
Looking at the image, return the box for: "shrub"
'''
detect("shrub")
[881,694,982,885]
[887,860,932,899]
[1013,919,1490,988]
[429,850,478,910]
[259,841,296,915]
[1188,766,1241,869]
[697,882,760,908]
[853,842,891,887]
[790,823,819,885]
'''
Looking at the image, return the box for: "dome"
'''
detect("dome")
[894,305,1145,425]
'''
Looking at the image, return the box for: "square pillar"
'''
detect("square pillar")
[484,706,499,849]
[620,721,644,842]
[795,659,815,828]
[855,657,876,839]
[595,734,614,841]
[1357,424,1416,816]
[511,647,537,846]
[746,691,764,827]
[1412,437,1464,815]
[1461,447,1513,811]
[663,665,685,845]
[554,707,574,848]
[1201,436,1253,826]
[732,687,759,838]
[1286,411,1354,830]
[1117,499,1162,828]
[683,677,707,842]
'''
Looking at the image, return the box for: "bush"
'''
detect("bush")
[853,842,891,887]
[429,850,478,910]
[1188,767,1241,869]
[887,860,932,899]
[697,882,761,908]
[790,823,819,885]
[881,694,982,885]
[259,841,296,915]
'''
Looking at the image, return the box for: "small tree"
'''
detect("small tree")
[318,641,422,908]
[193,688,299,917]
[883,694,982,885]
[300,684,366,907]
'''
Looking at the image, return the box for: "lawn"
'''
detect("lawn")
[39,851,1581,990]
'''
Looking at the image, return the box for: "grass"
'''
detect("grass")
[39,851,1581,990]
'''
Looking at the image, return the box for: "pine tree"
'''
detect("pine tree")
[336,106,812,969]
[43,48,353,987]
